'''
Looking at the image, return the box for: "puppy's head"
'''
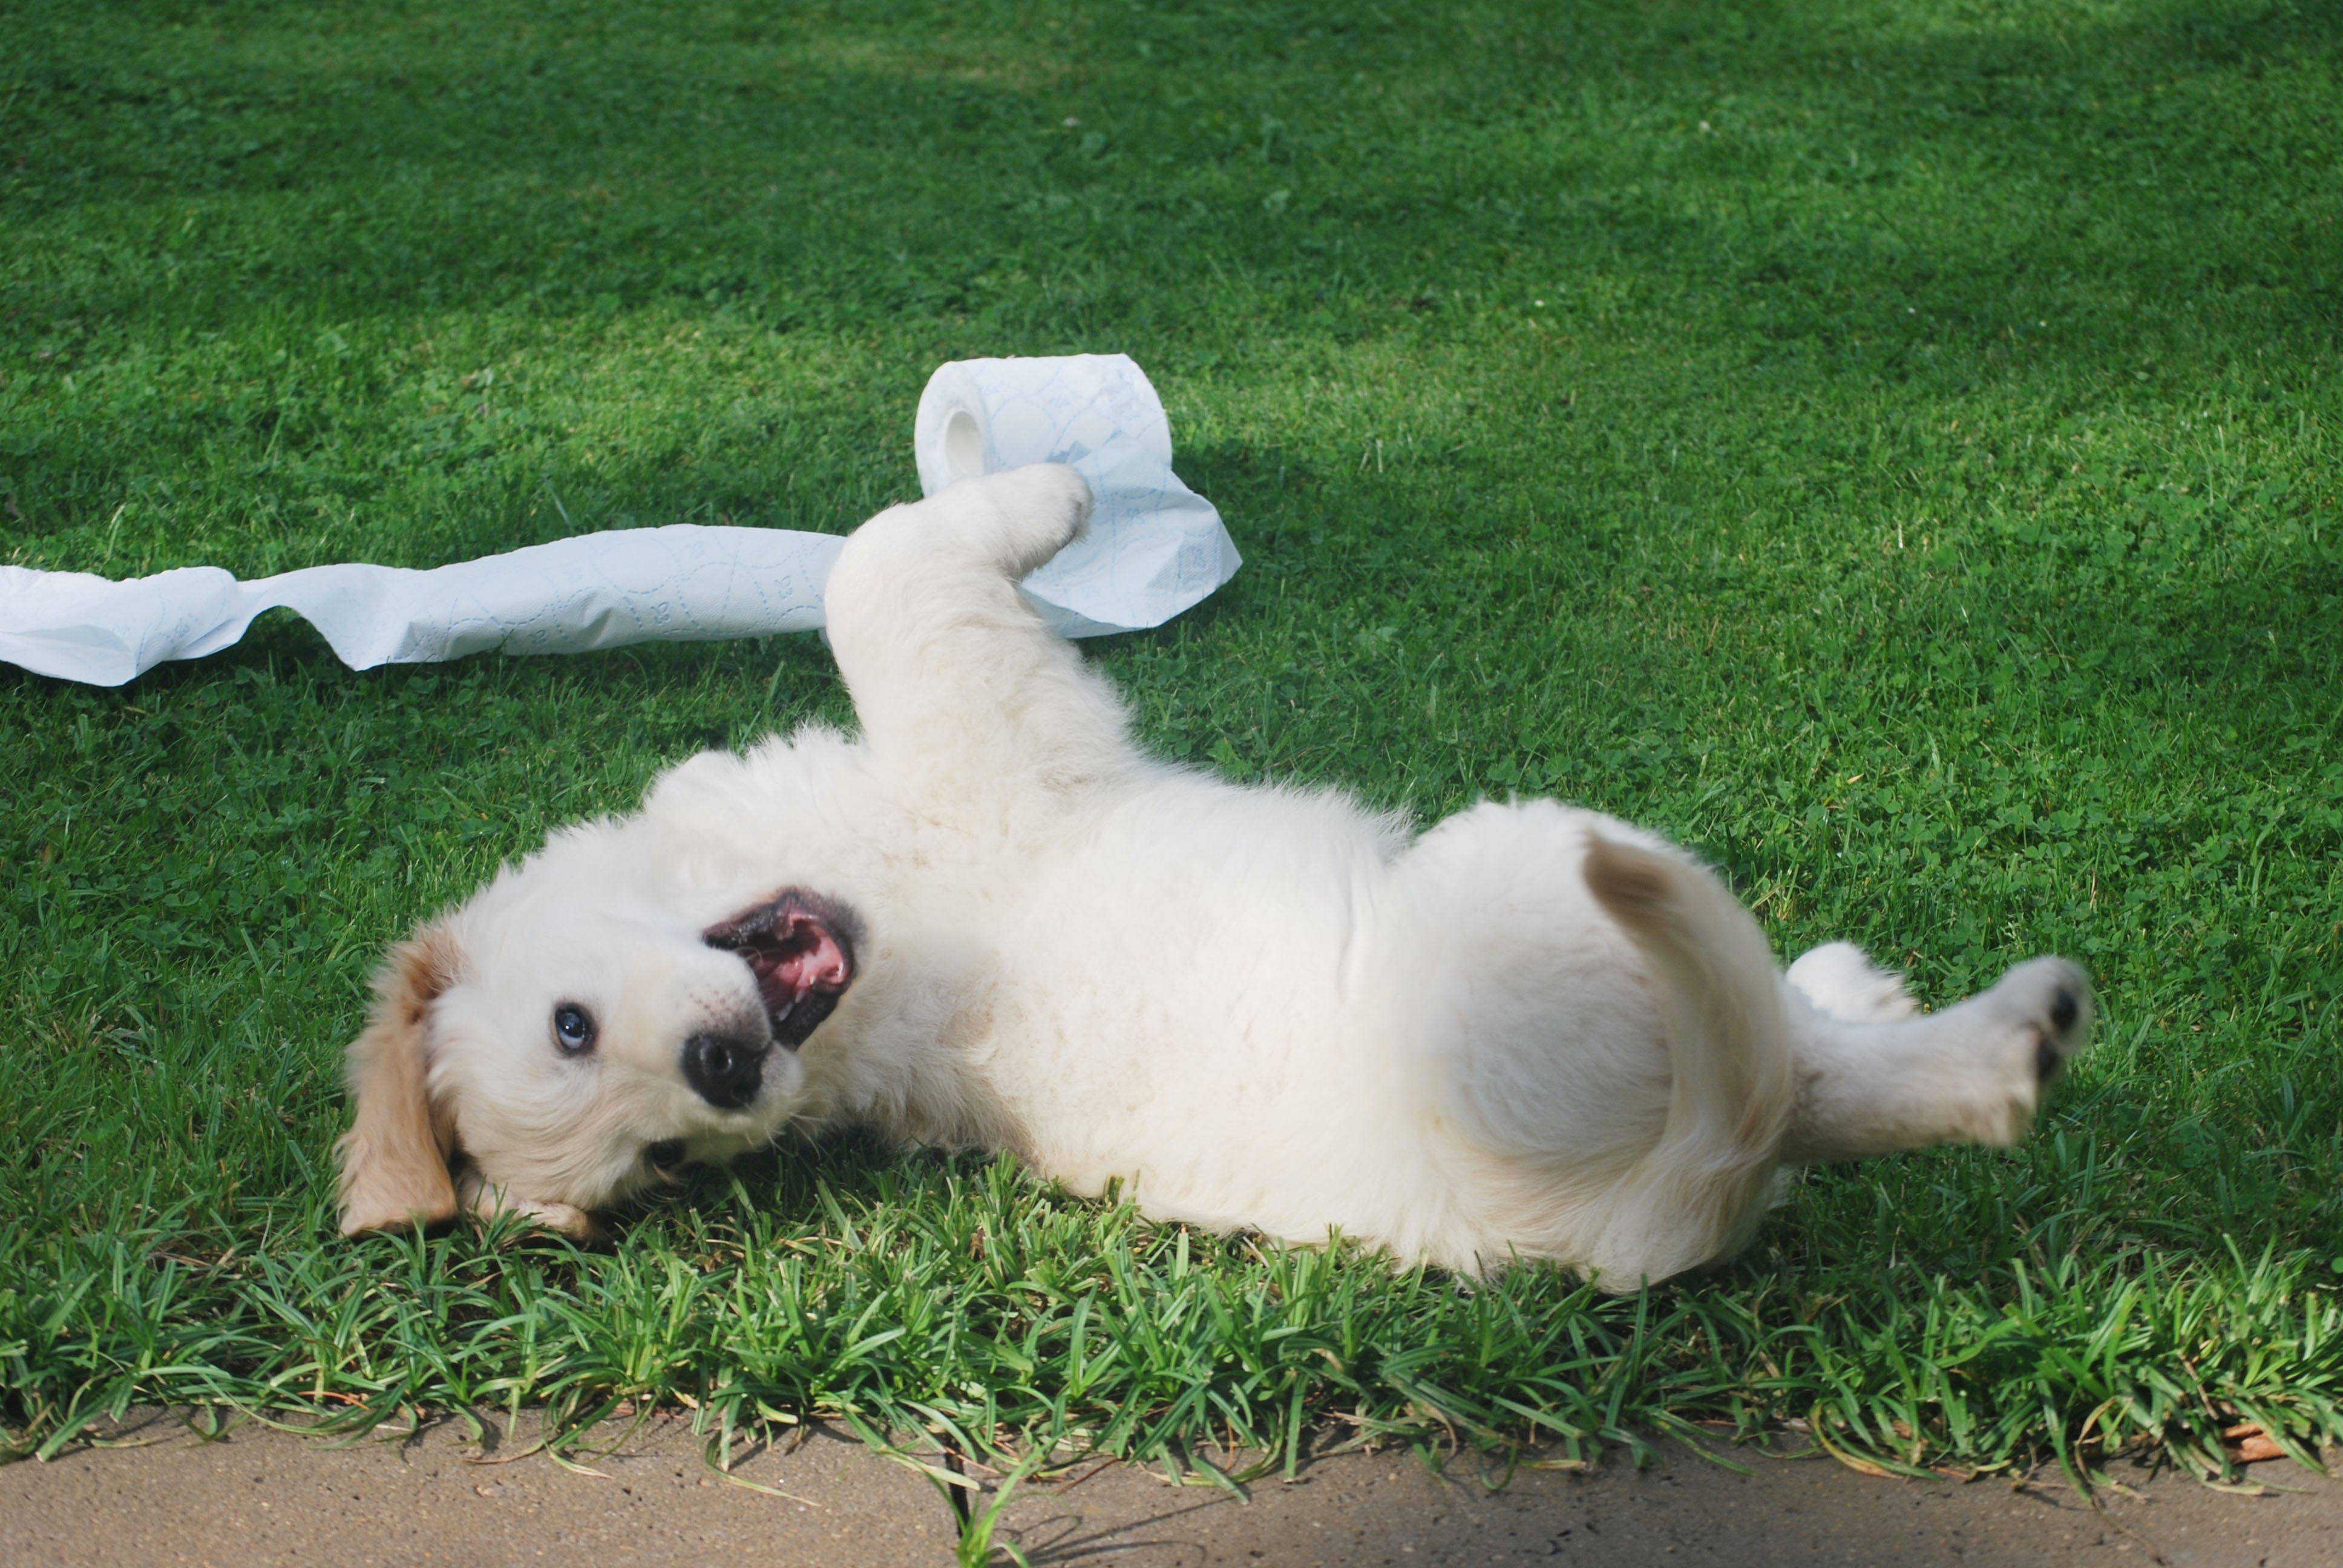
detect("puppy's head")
[335,821,860,1238]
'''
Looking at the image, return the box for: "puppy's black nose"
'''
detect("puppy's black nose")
[681,1033,766,1109]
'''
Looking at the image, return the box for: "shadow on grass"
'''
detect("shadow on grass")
[4,1,2334,359]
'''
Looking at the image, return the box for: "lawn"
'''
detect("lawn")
[4,0,2340,1488]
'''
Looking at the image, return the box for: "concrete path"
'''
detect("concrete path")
[2,1411,2335,1566]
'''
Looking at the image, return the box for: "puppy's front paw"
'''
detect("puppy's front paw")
[1975,956,2094,1142]
[460,1170,597,1241]
[968,462,1094,576]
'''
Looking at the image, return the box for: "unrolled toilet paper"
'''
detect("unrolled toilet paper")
[0,529,843,688]
[0,354,1240,686]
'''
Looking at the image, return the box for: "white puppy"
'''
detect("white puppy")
[338,465,2092,1287]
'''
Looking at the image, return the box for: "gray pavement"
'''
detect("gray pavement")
[1,1410,2335,1566]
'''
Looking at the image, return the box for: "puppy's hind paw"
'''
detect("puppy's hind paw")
[1998,956,2094,1082]
[1786,941,1920,1022]
[1971,956,2094,1144]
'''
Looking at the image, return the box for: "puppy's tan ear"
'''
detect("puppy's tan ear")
[335,923,465,1236]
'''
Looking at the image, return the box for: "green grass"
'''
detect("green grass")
[4,0,2341,1489]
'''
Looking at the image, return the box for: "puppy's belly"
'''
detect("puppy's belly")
[958,785,1688,1265]
[976,776,1449,1243]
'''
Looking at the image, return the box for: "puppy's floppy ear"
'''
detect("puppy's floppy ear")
[335,922,465,1236]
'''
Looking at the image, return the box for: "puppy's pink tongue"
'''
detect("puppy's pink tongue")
[704,889,858,1033]
[771,915,850,1002]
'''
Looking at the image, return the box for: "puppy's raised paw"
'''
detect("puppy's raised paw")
[966,462,1094,577]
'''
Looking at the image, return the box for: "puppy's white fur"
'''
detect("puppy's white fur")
[338,465,2093,1287]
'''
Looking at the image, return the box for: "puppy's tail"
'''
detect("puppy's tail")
[1580,835,1795,1287]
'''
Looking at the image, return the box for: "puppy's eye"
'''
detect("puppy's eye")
[646,1139,686,1172]
[551,1004,597,1055]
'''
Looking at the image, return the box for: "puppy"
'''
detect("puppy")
[337,465,2092,1285]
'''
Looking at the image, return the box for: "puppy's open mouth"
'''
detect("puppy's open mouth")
[702,888,862,1048]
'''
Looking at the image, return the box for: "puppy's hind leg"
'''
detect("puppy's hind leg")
[1782,956,2094,1163]
[1787,942,1919,1022]
[822,465,1138,811]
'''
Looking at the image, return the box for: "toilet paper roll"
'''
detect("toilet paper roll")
[1,355,1237,686]
[914,353,1240,638]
